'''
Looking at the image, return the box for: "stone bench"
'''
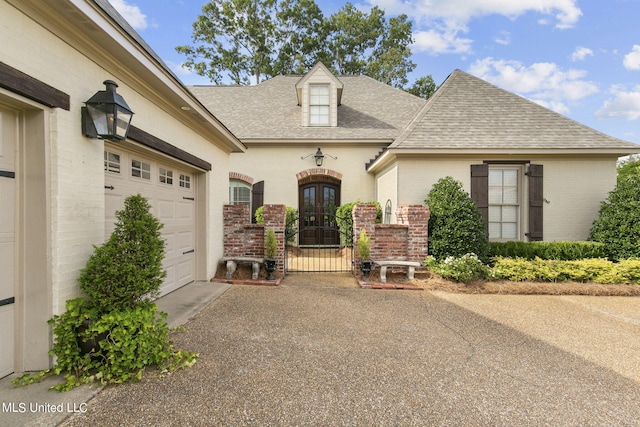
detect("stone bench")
[221,256,265,280]
[373,260,421,283]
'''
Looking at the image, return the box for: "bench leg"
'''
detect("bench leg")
[380,265,387,283]
[407,266,415,280]
[251,262,259,280]
[226,260,237,279]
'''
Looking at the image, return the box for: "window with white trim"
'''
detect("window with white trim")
[229,179,251,207]
[488,168,520,240]
[159,167,173,185]
[104,150,120,174]
[131,159,151,180]
[179,173,191,189]
[309,85,330,126]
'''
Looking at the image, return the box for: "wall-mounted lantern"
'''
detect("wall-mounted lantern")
[82,80,134,141]
[301,147,337,167]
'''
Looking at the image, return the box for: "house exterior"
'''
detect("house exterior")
[0,0,243,377]
[193,63,640,245]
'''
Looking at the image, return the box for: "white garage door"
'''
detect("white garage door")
[0,105,16,378]
[104,145,196,296]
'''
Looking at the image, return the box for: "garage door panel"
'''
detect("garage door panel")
[105,146,196,297]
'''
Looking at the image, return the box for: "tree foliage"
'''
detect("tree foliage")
[177,0,433,96]
[78,194,166,313]
[589,164,640,260]
[425,177,489,261]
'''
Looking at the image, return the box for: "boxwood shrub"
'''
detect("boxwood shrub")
[489,241,607,261]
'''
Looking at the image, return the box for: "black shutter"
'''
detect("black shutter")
[527,164,543,241]
[470,164,489,235]
[251,180,264,223]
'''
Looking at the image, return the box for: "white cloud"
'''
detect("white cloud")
[596,85,640,120]
[493,31,511,46]
[571,46,593,62]
[108,0,148,31]
[468,58,598,114]
[413,28,473,54]
[366,0,581,55]
[623,45,640,70]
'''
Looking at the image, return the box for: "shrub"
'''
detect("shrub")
[13,298,198,392]
[78,194,165,314]
[425,177,489,261]
[489,241,608,261]
[489,257,640,284]
[357,228,371,260]
[425,253,489,282]
[264,228,278,258]
[589,167,640,260]
[335,201,382,247]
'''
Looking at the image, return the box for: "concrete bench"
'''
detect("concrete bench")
[373,260,421,283]
[221,257,265,280]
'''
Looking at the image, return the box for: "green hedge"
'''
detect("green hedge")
[489,257,640,284]
[489,241,607,261]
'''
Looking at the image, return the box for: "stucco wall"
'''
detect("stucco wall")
[229,144,384,208]
[390,155,617,241]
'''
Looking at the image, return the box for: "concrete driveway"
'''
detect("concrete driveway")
[51,278,640,426]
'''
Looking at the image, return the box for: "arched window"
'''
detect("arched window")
[229,179,251,208]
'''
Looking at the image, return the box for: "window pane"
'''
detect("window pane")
[489,222,502,239]
[502,223,518,239]
[503,187,518,204]
[488,170,502,186]
[502,206,517,222]
[489,206,501,222]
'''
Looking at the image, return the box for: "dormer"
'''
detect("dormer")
[296,62,343,127]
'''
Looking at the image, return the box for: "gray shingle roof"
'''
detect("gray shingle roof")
[189,75,426,141]
[390,70,639,151]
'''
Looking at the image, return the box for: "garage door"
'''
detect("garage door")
[104,145,196,296]
[0,105,16,378]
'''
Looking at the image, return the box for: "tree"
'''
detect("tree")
[406,75,437,99]
[176,0,324,85]
[617,156,640,183]
[589,165,640,260]
[425,177,489,261]
[177,0,416,89]
[321,4,415,88]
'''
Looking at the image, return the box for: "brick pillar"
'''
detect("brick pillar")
[262,204,286,273]
[223,204,250,257]
[396,205,430,262]
[352,204,377,269]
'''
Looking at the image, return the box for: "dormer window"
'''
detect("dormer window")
[310,85,330,125]
[296,62,343,128]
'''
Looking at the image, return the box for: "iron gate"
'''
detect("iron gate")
[285,211,354,273]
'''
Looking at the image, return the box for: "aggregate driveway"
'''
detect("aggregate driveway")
[60,281,640,426]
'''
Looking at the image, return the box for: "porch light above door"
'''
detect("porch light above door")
[301,147,337,167]
[82,80,134,141]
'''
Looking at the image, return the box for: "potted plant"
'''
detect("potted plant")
[357,228,373,275]
[264,228,278,280]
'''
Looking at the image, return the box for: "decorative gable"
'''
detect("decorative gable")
[295,62,343,127]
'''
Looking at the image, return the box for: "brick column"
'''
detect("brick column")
[352,204,377,268]
[396,205,430,262]
[261,204,286,273]
[223,204,250,257]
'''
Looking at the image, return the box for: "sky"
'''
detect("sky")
[108,0,640,145]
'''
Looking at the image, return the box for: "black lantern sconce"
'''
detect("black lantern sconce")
[301,147,337,167]
[82,80,134,141]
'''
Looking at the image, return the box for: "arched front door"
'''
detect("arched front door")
[299,180,340,246]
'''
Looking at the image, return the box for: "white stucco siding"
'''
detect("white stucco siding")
[393,156,618,241]
[541,157,616,241]
[229,144,381,208]
[375,165,398,222]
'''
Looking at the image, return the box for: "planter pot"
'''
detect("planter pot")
[76,319,108,356]
[360,260,373,276]
[264,258,277,281]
